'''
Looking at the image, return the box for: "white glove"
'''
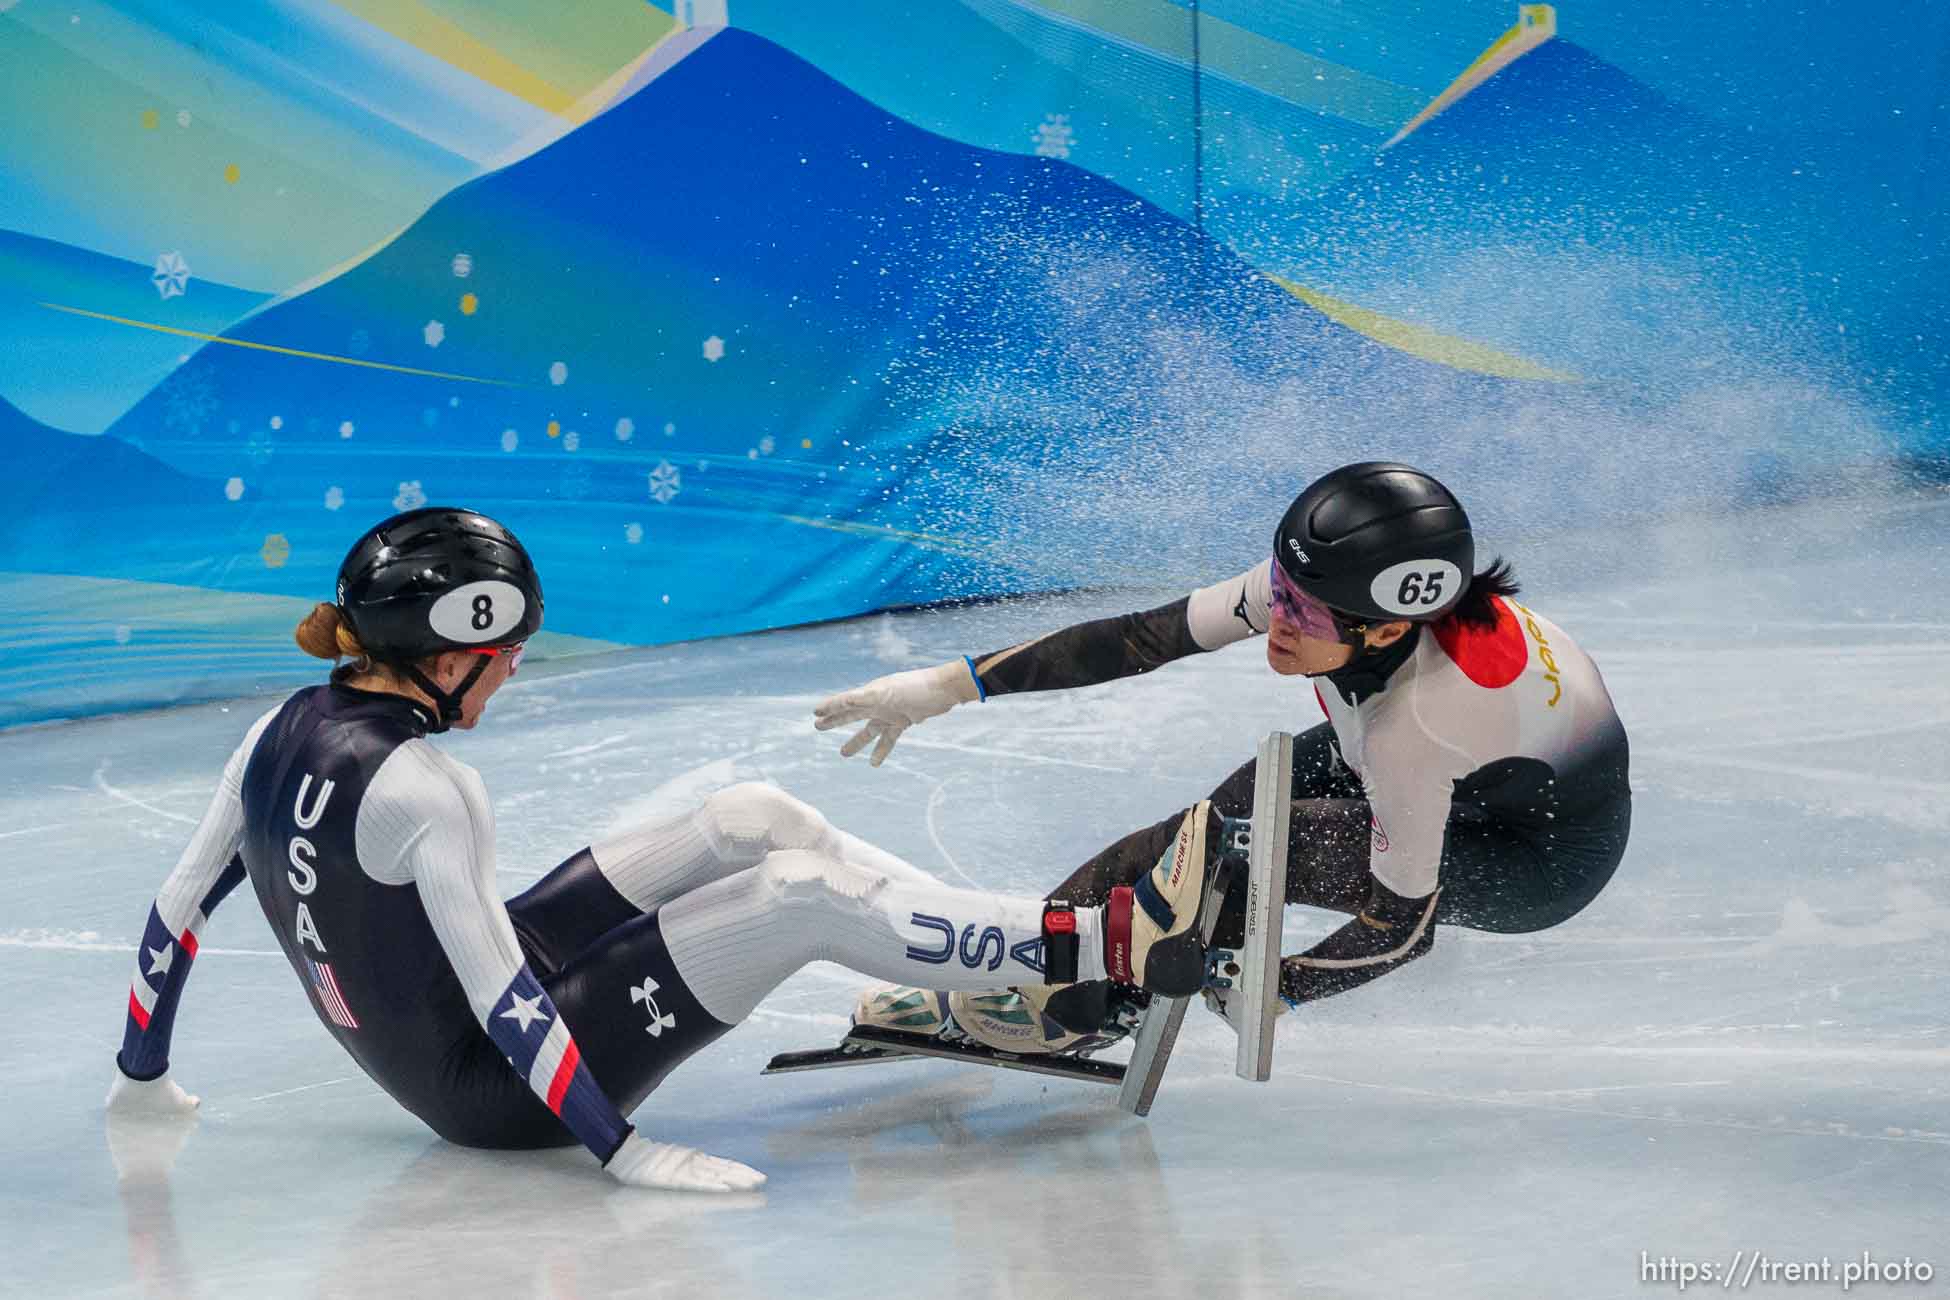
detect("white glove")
[813,659,981,766]
[106,1066,201,1115]
[606,1131,767,1192]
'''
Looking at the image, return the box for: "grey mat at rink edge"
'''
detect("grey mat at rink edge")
[3,492,1946,1298]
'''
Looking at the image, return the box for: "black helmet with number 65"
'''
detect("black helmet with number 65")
[336,507,543,660]
[1273,463,1473,622]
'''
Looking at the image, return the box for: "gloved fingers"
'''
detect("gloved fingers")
[869,722,905,767]
[813,690,873,730]
[838,723,882,759]
[693,1155,767,1192]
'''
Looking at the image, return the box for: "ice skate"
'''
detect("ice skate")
[1105,800,1218,997]
[852,982,1135,1056]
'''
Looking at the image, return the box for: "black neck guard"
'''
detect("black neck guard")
[1322,623,1422,707]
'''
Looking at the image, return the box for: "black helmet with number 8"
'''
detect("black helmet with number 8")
[1273,463,1473,622]
[336,506,543,664]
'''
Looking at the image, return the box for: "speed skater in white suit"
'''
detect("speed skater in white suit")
[816,463,1633,1055]
[107,508,1220,1191]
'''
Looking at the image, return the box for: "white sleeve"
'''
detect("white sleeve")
[354,742,525,1021]
[1359,698,1476,900]
[1184,560,1272,652]
[153,706,280,933]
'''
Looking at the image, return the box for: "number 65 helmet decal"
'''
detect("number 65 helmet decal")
[336,507,544,663]
[1273,463,1473,623]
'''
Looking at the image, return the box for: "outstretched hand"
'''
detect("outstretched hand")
[607,1131,767,1193]
[812,660,980,766]
[106,1066,201,1115]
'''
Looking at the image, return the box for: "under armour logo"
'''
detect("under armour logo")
[630,977,678,1037]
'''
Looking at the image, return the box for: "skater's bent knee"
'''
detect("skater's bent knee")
[752,850,885,906]
[700,783,833,860]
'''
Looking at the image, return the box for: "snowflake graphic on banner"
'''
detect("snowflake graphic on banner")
[560,462,592,500]
[393,480,427,511]
[648,460,682,504]
[1032,114,1074,159]
[152,251,191,299]
[161,367,219,435]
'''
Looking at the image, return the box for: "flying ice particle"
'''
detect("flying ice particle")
[261,534,291,568]
[393,480,427,511]
[615,417,635,442]
[758,435,775,455]
[548,361,568,385]
[648,460,682,504]
[339,420,355,439]
[424,320,445,347]
[459,293,478,316]
[747,448,758,460]
[702,336,725,362]
[152,251,191,299]
[269,415,283,430]
[176,109,192,128]
[452,253,473,278]
[324,486,345,510]
[663,422,676,436]
[501,428,518,452]
[624,523,643,544]
[113,625,132,645]
[563,430,580,452]
[224,476,244,501]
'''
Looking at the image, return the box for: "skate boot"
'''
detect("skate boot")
[950,985,1111,1055]
[1104,800,1216,997]
[854,983,1136,1057]
[853,984,953,1037]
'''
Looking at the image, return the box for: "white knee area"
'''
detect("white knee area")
[695,783,837,867]
[749,849,886,911]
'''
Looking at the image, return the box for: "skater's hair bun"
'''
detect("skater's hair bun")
[295,602,367,662]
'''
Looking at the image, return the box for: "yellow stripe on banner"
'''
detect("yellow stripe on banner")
[1264,276,1581,382]
[329,0,578,114]
[37,303,523,388]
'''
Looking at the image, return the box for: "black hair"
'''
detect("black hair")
[1446,556,1520,630]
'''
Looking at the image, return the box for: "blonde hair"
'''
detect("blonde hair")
[294,602,367,662]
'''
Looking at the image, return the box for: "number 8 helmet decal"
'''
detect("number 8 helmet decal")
[334,508,544,728]
[1273,463,1473,623]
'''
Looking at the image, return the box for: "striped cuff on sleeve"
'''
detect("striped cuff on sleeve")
[484,965,631,1163]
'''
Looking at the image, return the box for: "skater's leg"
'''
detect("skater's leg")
[508,783,942,968]
[658,850,1111,1027]
[595,782,942,907]
[1047,723,1361,908]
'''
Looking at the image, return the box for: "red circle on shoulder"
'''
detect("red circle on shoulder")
[1431,596,1526,689]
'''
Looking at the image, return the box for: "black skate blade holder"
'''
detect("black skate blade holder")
[1201,731,1290,1084]
[1117,731,1291,1114]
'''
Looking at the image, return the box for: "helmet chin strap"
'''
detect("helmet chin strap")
[401,655,493,733]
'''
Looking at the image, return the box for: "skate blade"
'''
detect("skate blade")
[763,1025,1127,1085]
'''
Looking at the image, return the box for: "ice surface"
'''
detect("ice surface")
[5,494,1947,1298]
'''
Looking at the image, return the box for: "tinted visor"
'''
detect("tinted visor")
[1268,558,1347,640]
